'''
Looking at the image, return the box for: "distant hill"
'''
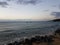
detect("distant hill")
[52,19,60,22]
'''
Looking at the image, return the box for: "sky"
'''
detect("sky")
[0,0,60,21]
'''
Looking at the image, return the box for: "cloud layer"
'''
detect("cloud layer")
[0,0,42,7]
[0,1,8,7]
[17,0,42,5]
[51,12,60,18]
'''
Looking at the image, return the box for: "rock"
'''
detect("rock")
[52,19,60,22]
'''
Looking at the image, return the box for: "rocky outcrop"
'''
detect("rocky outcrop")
[52,19,60,22]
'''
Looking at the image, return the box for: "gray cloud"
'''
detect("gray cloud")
[6,0,42,5]
[17,0,42,5]
[58,5,60,9]
[51,12,60,18]
[0,1,8,7]
[52,5,57,7]
[0,0,42,7]
[7,0,11,1]
[43,9,49,12]
[52,4,60,9]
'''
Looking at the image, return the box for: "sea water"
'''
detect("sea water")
[0,21,60,45]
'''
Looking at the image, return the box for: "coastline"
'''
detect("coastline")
[0,21,59,45]
[6,28,60,45]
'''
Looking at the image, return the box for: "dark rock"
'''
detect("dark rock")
[7,35,54,45]
[7,43,13,45]
[52,19,60,22]
[55,28,60,35]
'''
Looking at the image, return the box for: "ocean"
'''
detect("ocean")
[0,21,60,45]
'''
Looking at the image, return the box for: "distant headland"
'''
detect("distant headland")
[52,19,60,22]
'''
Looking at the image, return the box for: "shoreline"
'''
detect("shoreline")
[6,28,60,45]
[0,28,60,45]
